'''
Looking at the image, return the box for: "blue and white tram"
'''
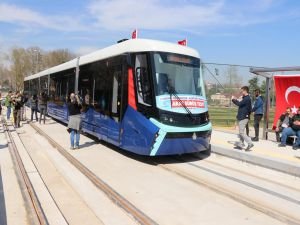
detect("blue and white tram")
[24,39,212,156]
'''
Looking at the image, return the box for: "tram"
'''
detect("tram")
[24,39,212,156]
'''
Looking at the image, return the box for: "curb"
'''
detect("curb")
[211,145,300,178]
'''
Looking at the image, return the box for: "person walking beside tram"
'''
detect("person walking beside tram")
[67,93,82,149]
[231,86,254,151]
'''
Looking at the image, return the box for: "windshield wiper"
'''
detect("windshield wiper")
[168,86,195,121]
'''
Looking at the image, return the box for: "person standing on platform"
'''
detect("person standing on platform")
[5,91,12,120]
[12,91,22,128]
[20,91,28,121]
[67,93,82,149]
[232,86,254,151]
[0,92,2,116]
[251,89,264,141]
[39,91,48,124]
[30,94,39,122]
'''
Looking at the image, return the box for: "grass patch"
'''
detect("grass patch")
[209,106,275,127]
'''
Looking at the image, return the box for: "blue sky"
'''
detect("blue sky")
[1,0,300,67]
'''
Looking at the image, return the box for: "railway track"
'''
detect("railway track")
[1,118,48,225]
[9,113,299,225]
[154,154,300,225]
[29,122,158,225]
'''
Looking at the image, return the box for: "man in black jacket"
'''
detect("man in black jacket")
[232,86,254,151]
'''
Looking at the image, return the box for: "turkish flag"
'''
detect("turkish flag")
[273,75,300,128]
[132,29,137,39]
[178,39,187,46]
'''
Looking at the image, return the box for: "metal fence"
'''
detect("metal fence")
[202,63,275,128]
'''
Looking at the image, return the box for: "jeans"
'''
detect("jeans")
[39,105,46,124]
[281,127,300,146]
[13,109,21,127]
[238,119,252,145]
[254,114,263,138]
[31,107,38,121]
[70,129,80,147]
[6,106,11,120]
[20,106,25,120]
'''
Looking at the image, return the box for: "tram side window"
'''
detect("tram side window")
[40,76,49,94]
[135,54,152,106]
[193,69,202,96]
[24,80,30,95]
[30,78,39,95]
[49,69,75,104]
[49,73,61,104]
[93,61,111,115]
[78,64,94,106]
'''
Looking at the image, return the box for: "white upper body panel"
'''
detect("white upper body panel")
[25,39,200,81]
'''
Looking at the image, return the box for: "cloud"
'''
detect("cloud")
[88,0,224,30]
[87,0,289,31]
[0,3,85,31]
[76,46,101,55]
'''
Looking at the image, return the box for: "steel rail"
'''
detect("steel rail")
[200,157,300,193]
[2,118,48,225]
[30,122,158,225]
[155,156,300,225]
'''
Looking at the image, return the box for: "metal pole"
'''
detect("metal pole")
[47,74,50,96]
[262,77,271,140]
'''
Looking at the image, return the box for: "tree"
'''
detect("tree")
[43,49,76,69]
[10,47,31,91]
[4,46,76,90]
[248,77,259,94]
[260,79,266,96]
[2,79,10,87]
[27,47,43,74]
[226,66,242,87]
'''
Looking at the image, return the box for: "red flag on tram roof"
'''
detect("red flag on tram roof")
[132,29,138,39]
[178,39,187,46]
[273,75,300,128]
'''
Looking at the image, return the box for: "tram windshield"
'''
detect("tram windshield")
[153,52,203,97]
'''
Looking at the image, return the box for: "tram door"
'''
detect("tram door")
[107,57,124,146]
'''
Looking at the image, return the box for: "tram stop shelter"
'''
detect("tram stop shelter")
[250,66,300,140]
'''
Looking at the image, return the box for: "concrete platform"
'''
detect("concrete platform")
[211,127,300,177]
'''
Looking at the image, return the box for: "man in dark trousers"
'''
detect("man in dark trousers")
[251,89,264,141]
[232,86,254,151]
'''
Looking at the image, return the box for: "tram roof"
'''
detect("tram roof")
[25,39,200,81]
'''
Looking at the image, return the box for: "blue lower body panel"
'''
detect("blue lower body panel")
[46,103,212,156]
[47,102,68,123]
[154,136,211,155]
